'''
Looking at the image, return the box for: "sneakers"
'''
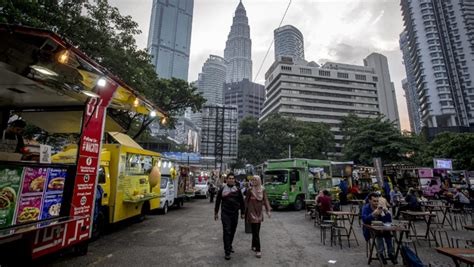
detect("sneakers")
[225,254,231,260]
[388,253,398,264]
[256,251,261,258]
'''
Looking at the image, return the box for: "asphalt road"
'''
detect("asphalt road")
[47,199,470,266]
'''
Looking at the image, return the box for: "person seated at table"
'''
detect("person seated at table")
[362,192,397,265]
[316,190,332,220]
[395,188,421,219]
[453,187,470,210]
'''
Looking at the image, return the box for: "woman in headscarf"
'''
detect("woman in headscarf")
[245,175,271,258]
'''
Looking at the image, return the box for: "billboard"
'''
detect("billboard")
[433,158,452,170]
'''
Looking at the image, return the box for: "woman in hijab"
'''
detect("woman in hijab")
[245,175,271,258]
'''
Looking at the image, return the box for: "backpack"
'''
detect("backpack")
[401,245,425,267]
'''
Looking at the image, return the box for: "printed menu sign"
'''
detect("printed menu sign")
[0,166,24,228]
[15,195,42,224]
[41,194,63,220]
[21,167,48,194]
[46,168,67,194]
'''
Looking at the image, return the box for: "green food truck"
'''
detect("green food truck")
[263,158,331,210]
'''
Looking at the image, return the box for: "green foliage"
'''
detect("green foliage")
[1,1,205,136]
[340,114,416,165]
[236,114,334,167]
[423,132,474,170]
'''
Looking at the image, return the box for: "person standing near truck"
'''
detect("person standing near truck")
[214,173,245,260]
[245,175,271,258]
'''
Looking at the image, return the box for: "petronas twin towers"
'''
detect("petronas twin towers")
[224,1,253,83]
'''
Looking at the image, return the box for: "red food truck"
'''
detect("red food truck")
[0,24,166,264]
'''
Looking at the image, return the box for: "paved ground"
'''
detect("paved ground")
[45,199,473,266]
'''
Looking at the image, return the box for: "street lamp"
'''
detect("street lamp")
[287,133,295,158]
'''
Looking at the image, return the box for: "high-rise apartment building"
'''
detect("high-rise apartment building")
[261,56,389,153]
[223,79,265,123]
[363,53,400,129]
[224,1,252,83]
[400,30,422,133]
[274,25,305,62]
[197,55,227,105]
[147,0,193,81]
[400,0,474,133]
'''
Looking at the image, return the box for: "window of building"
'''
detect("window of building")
[319,70,331,77]
[337,72,349,79]
[372,76,378,82]
[300,68,312,75]
[281,65,292,71]
[355,74,367,81]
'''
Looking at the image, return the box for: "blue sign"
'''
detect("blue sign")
[161,152,201,163]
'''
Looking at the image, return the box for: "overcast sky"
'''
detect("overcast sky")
[109,0,410,131]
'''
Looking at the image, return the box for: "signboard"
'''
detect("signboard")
[433,158,452,170]
[161,152,201,163]
[418,168,433,178]
[0,166,24,228]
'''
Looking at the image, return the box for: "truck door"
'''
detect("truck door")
[168,178,175,205]
[98,166,110,206]
[290,169,300,193]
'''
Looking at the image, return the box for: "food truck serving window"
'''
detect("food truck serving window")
[125,154,153,176]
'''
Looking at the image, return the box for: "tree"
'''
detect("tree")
[340,114,415,165]
[236,114,334,166]
[1,1,205,138]
[423,132,474,170]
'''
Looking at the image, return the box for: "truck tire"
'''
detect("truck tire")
[160,202,168,215]
[138,202,149,222]
[294,196,304,211]
[176,199,182,208]
[73,242,89,256]
[92,211,105,240]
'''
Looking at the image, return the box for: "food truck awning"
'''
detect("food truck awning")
[108,132,143,150]
[0,24,167,121]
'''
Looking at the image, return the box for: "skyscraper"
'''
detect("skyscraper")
[400,0,474,133]
[224,1,252,83]
[400,30,422,134]
[363,53,400,129]
[274,25,305,62]
[147,0,194,81]
[197,55,227,105]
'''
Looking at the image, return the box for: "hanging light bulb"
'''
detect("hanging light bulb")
[133,97,139,107]
[160,116,168,125]
[150,110,157,117]
[58,50,70,64]
[97,77,107,87]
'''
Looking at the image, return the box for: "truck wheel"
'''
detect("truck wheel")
[138,202,149,222]
[161,202,168,215]
[176,199,182,208]
[92,211,105,240]
[73,242,89,256]
[294,196,303,211]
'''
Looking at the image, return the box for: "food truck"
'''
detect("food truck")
[0,25,167,263]
[52,133,162,235]
[150,157,186,214]
[263,158,331,210]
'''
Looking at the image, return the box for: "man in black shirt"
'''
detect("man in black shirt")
[214,173,245,260]
[2,120,26,153]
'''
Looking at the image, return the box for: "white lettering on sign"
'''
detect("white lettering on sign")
[82,142,99,153]
[86,98,103,119]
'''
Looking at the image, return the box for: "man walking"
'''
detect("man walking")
[214,173,245,260]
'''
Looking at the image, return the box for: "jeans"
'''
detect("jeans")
[221,212,238,255]
[375,233,394,256]
[251,223,261,252]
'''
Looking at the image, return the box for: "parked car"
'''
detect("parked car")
[194,177,209,198]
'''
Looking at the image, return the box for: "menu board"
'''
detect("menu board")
[0,166,24,228]
[13,167,68,225]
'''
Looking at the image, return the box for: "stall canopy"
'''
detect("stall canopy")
[0,24,167,127]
